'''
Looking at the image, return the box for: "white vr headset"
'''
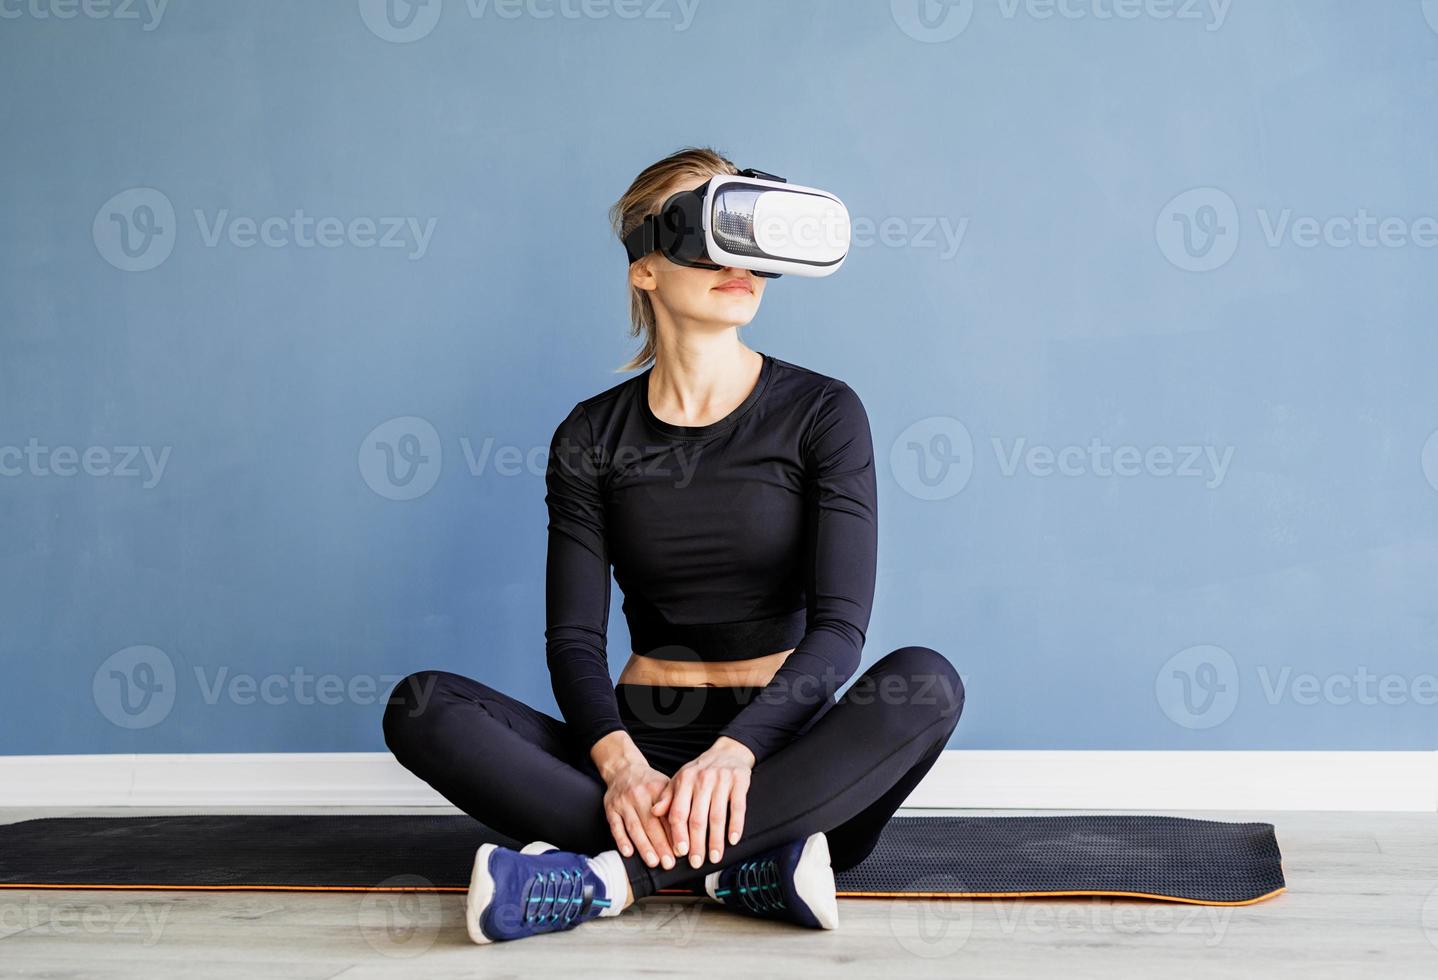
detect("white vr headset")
[622,168,850,279]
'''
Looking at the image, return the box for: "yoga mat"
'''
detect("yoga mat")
[0,814,1285,906]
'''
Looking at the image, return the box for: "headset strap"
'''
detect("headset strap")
[621,167,787,265]
[622,214,660,264]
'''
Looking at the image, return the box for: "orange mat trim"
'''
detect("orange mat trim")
[0,882,1287,906]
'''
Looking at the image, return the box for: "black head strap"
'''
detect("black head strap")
[622,167,787,278]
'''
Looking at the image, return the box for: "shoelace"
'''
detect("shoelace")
[521,867,609,927]
[717,858,787,914]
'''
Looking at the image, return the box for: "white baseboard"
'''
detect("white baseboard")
[1,751,1433,812]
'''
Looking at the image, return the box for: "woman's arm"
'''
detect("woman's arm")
[545,402,677,869]
[544,402,627,749]
[715,379,879,764]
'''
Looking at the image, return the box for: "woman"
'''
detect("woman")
[383,146,966,944]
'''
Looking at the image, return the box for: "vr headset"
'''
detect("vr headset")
[622,168,850,279]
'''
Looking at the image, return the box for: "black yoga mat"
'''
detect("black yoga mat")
[0,814,1285,906]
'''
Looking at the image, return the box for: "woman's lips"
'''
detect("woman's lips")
[714,280,752,294]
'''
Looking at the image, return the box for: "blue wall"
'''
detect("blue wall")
[2,0,1434,754]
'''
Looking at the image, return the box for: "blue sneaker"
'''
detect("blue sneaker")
[465,843,614,944]
[703,831,839,929]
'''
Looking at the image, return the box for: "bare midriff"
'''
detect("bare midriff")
[616,647,796,688]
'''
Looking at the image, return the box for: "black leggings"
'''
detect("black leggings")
[382,645,964,899]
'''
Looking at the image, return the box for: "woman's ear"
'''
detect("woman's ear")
[629,257,659,293]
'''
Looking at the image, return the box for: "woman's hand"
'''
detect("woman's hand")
[601,760,678,870]
[651,736,755,869]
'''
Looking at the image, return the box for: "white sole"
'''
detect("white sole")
[793,832,840,930]
[465,843,499,945]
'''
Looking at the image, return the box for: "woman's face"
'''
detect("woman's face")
[630,172,766,331]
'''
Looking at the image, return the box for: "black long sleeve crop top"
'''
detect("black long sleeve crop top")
[543,350,878,765]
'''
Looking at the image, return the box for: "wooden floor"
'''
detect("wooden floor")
[1,806,1435,978]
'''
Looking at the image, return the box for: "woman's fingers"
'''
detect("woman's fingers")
[621,802,660,868]
[667,770,695,858]
[606,806,634,858]
[708,769,732,864]
[687,770,716,869]
[651,783,672,817]
[641,806,676,869]
[728,769,749,845]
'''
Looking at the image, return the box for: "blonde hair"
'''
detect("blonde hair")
[608,146,739,373]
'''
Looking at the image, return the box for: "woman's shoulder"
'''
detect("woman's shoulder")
[767,354,868,414]
[550,370,645,438]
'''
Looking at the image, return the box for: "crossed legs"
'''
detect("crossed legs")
[383,645,965,898]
